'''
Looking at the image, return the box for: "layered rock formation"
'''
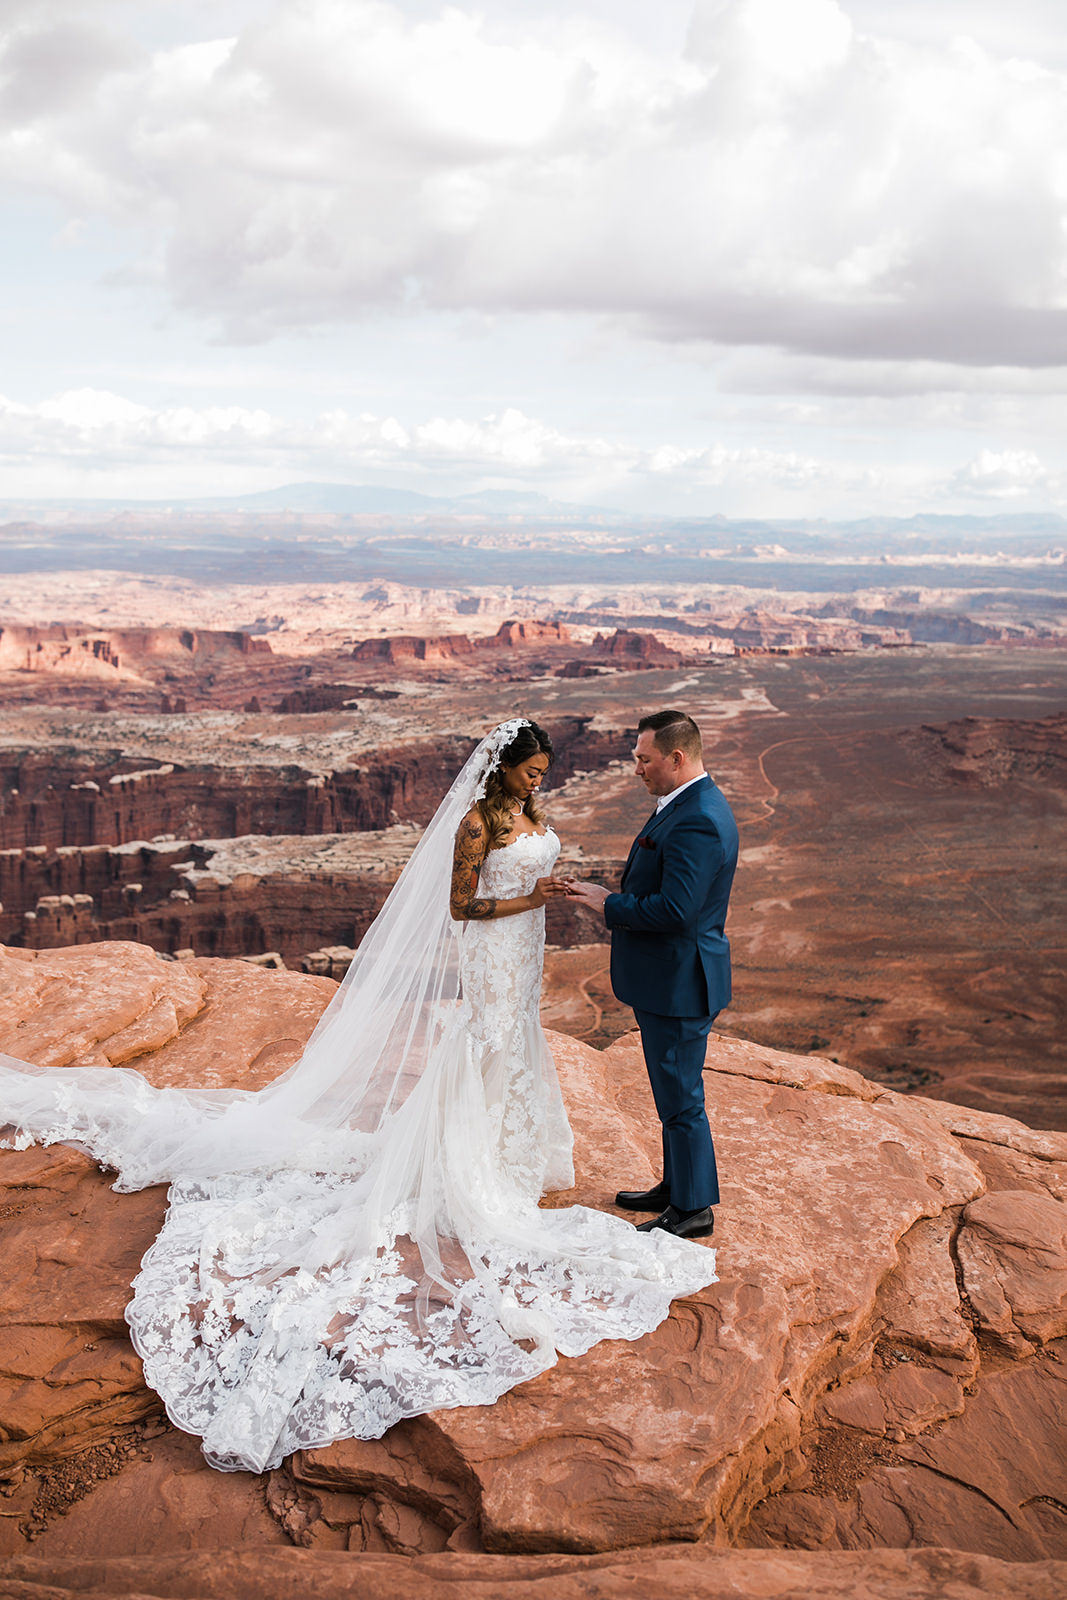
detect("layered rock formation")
[712,609,910,652]
[900,711,1067,788]
[840,606,1022,645]
[271,685,366,714]
[1,1546,1061,1598]
[0,829,616,973]
[491,619,570,646]
[0,625,271,683]
[351,620,572,665]
[0,938,1064,1596]
[352,634,477,663]
[0,717,626,857]
[590,628,682,665]
[0,745,469,852]
[0,627,133,683]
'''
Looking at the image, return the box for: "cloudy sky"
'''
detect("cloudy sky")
[1,0,1065,516]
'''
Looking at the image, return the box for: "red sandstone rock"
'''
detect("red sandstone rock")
[0,625,270,684]
[0,944,1065,1573]
[0,1545,1063,1599]
[590,628,681,664]
[0,1142,168,1477]
[0,943,207,1069]
[352,634,476,663]
[702,607,912,652]
[752,1354,1067,1562]
[553,660,610,678]
[490,619,571,646]
[0,626,136,683]
[272,685,363,713]
[0,942,334,1092]
[957,1190,1067,1352]
[350,620,570,663]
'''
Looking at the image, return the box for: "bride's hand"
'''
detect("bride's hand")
[528,876,567,909]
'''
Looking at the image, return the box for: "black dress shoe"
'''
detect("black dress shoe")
[614,1181,671,1212]
[636,1204,715,1239]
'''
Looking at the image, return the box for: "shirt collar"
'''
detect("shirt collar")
[655,772,707,814]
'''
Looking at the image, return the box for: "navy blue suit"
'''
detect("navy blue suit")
[605,775,739,1210]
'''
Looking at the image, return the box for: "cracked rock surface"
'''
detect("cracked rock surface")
[1,1547,1065,1600]
[0,941,1065,1594]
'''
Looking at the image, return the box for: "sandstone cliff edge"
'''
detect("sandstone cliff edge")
[0,940,1064,1599]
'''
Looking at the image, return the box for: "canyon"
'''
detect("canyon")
[0,625,1062,1129]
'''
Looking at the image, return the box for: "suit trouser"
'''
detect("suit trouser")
[632,1008,720,1211]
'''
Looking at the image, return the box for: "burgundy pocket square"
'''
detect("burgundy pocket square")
[637,835,656,849]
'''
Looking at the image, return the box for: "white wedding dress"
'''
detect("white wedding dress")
[0,723,717,1473]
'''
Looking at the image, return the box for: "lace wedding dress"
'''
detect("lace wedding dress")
[0,722,717,1473]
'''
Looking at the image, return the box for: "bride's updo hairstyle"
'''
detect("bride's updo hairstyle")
[477,720,554,849]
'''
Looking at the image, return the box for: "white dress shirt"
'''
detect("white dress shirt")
[655,772,708,814]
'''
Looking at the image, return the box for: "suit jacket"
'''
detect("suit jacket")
[605,774,739,1018]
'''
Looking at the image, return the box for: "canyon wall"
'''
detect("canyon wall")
[0,625,271,679]
[0,716,631,962]
[0,755,459,850]
[0,718,626,853]
[0,835,618,966]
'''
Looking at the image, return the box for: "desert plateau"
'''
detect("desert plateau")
[1,506,1065,1596]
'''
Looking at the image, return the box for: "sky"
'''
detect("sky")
[0,0,1065,518]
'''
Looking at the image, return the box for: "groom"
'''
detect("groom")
[566,710,738,1239]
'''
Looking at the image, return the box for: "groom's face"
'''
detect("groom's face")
[633,729,679,798]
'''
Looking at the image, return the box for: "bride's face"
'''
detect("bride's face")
[502,752,551,802]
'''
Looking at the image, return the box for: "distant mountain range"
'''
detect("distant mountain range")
[0,482,614,518]
[0,482,1062,535]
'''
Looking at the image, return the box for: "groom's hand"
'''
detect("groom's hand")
[564,880,610,913]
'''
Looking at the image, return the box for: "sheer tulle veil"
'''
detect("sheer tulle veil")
[0,717,531,1190]
[0,717,716,1473]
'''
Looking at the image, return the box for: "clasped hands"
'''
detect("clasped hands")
[530,875,610,913]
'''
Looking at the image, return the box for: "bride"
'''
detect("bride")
[0,718,717,1473]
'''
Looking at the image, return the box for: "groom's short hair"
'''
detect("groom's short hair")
[638,710,702,761]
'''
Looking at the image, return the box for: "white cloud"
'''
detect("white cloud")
[2,383,1062,516]
[1,2,1064,518]
[0,384,859,499]
[1,0,1064,365]
[37,388,150,427]
[0,15,133,121]
[950,448,1054,498]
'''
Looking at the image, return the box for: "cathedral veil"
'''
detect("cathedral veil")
[0,719,524,1188]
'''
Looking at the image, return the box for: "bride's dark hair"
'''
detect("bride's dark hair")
[477,720,554,849]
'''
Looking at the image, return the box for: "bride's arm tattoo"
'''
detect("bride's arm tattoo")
[450,816,496,920]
